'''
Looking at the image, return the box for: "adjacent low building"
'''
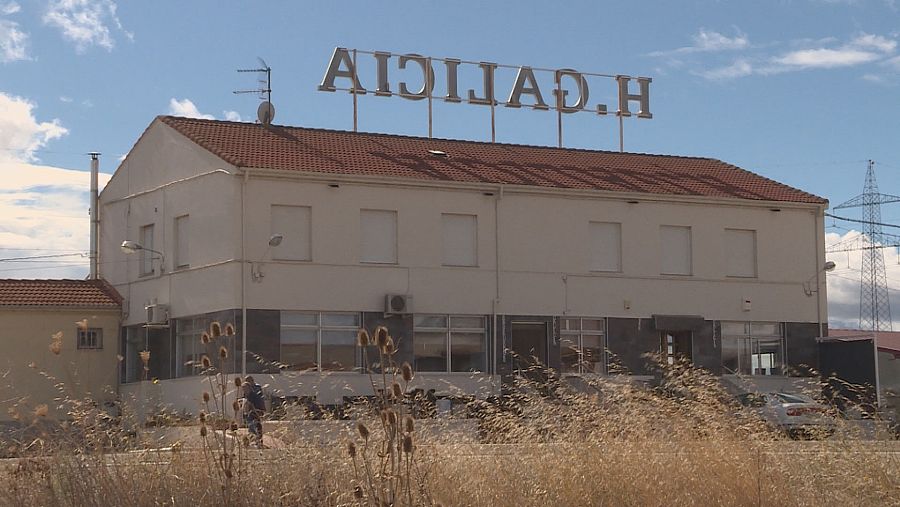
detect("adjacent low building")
[99,116,830,413]
[0,279,122,422]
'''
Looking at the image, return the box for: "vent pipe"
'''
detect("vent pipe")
[89,152,100,280]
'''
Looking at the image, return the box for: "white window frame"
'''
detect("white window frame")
[174,214,190,269]
[721,321,785,376]
[280,311,360,372]
[660,225,692,276]
[139,224,155,276]
[441,213,478,267]
[559,317,606,374]
[77,328,103,349]
[413,314,487,373]
[589,222,622,273]
[360,209,398,264]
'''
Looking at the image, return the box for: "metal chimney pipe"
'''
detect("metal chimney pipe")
[89,152,100,280]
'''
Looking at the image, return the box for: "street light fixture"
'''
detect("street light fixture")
[120,240,166,273]
[251,233,284,282]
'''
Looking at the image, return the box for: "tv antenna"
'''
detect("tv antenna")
[234,57,275,125]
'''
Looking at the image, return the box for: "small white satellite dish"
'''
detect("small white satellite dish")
[258,101,275,125]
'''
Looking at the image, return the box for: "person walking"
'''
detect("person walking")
[242,376,266,448]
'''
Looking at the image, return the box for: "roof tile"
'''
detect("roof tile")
[160,116,826,204]
[0,279,122,309]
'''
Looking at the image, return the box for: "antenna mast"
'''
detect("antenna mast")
[234,57,275,124]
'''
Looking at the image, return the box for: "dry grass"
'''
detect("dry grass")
[2,337,899,506]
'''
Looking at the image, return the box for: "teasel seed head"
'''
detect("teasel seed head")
[224,323,235,336]
[404,415,415,433]
[224,469,233,479]
[387,409,398,426]
[357,329,370,347]
[356,421,370,440]
[201,355,211,369]
[354,486,364,499]
[347,441,357,458]
[200,425,208,437]
[383,337,395,355]
[402,435,414,454]
[200,332,210,345]
[199,411,206,423]
[374,326,388,348]
[234,377,242,388]
[202,391,210,403]
[242,436,250,448]
[232,400,240,412]
[391,382,403,400]
[401,362,413,382]
[139,350,150,364]
[219,346,228,360]
[210,321,222,338]
[230,421,238,432]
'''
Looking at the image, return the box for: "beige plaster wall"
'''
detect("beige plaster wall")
[0,309,121,422]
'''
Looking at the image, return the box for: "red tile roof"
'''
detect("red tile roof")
[0,279,122,309]
[159,116,826,205]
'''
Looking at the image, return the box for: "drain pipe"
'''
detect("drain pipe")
[89,152,100,279]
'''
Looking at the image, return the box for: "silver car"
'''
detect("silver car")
[736,392,837,439]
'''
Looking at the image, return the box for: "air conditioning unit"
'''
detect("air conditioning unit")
[146,304,170,326]
[384,294,413,315]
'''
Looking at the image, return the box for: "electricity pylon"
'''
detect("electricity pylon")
[829,160,900,331]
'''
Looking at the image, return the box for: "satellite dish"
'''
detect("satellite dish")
[258,101,275,125]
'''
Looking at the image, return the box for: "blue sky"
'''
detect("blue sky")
[1,0,900,327]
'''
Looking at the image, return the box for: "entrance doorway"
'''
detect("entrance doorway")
[660,331,692,365]
[509,321,548,373]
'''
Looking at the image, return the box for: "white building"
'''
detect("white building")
[100,116,829,413]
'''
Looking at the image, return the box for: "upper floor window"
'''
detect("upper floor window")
[589,222,622,272]
[140,224,155,276]
[442,213,478,267]
[174,215,190,269]
[725,229,757,278]
[360,209,397,264]
[271,205,311,261]
[77,328,103,349]
[560,318,605,374]
[660,225,692,275]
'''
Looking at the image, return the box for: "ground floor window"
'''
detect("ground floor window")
[721,322,784,375]
[280,311,359,371]
[175,316,212,377]
[413,314,487,372]
[560,317,605,374]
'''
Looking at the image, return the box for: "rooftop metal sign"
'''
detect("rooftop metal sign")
[318,47,652,151]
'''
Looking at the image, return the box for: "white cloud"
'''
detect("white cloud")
[223,110,242,122]
[0,90,110,279]
[0,92,67,162]
[774,48,880,68]
[59,96,72,103]
[825,230,900,330]
[0,18,28,62]
[167,98,214,119]
[697,59,755,80]
[648,28,749,57]
[43,0,131,53]
[850,33,897,53]
[861,73,887,83]
[1,2,20,15]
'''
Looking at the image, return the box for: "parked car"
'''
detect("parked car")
[736,392,836,439]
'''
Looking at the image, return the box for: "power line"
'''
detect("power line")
[825,212,900,230]
[0,252,86,262]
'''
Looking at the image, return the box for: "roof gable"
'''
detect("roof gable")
[159,116,826,205]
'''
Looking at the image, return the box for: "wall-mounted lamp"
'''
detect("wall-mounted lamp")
[803,260,836,296]
[120,240,165,274]
[252,233,284,282]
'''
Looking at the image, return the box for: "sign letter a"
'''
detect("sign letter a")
[319,48,366,94]
[506,67,549,110]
